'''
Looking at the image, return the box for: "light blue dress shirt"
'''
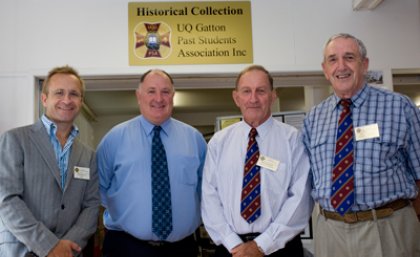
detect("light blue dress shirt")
[97,115,207,242]
[302,84,420,211]
[201,117,313,255]
[41,115,79,189]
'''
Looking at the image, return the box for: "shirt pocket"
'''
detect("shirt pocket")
[173,155,200,186]
[309,133,331,188]
[356,137,403,173]
[265,163,289,214]
[265,163,288,192]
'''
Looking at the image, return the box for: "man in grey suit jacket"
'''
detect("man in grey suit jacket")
[0,66,99,257]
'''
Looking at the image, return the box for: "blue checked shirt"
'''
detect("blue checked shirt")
[41,115,79,190]
[302,84,420,212]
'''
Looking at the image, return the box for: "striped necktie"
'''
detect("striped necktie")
[240,128,261,223]
[151,126,173,240]
[331,99,355,216]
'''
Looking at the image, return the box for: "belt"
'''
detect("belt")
[145,240,169,247]
[239,233,261,242]
[106,229,195,248]
[320,199,410,224]
[143,234,195,247]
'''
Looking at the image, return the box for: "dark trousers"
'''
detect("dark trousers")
[214,233,303,257]
[102,230,198,257]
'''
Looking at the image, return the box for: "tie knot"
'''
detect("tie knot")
[153,126,162,136]
[340,99,352,108]
[154,126,162,132]
[249,128,258,139]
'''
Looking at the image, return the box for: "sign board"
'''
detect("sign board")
[128,1,253,65]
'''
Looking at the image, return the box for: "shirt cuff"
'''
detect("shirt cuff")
[224,232,243,252]
[254,233,275,255]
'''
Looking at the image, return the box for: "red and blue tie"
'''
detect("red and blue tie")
[241,128,261,223]
[331,99,355,216]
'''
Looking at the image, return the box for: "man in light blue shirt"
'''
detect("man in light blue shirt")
[97,69,207,257]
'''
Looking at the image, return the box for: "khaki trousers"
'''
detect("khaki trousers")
[314,205,420,257]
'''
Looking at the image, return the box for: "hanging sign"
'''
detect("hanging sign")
[128,1,253,65]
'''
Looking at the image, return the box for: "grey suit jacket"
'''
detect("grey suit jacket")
[0,120,100,257]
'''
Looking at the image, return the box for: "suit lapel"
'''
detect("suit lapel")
[29,121,62,188]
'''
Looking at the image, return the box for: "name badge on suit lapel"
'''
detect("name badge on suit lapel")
[74,166,90,180]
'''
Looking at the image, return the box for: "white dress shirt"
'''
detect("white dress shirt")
[201,117,313,255]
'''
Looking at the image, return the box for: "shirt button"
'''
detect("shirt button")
[61,204,65,210]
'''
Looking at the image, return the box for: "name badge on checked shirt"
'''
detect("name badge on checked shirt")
[354,123,380,141]
[74,166,90,180]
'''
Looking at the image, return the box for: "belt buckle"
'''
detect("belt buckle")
[148,241,165,247]
[244,235,254,241]
[243,234,258,241]
[343,213,358,224]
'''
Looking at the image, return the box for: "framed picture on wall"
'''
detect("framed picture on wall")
[300,217,313,239]
[366,70,383,86]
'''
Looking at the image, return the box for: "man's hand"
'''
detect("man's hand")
[47,240,81,257]
[231,240,264,257]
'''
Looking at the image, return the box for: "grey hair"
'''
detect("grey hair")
[323,33,367,60]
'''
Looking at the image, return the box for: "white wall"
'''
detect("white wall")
[0,75,35,132]
[1,0,420,133]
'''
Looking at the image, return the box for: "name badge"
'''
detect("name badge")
[256,155,279,172]
[354,123,380,141]
[73,166,90,180]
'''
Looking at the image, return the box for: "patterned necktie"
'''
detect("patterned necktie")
[151,126,172,240]
[331,99,355,216]
[241,128,261,223]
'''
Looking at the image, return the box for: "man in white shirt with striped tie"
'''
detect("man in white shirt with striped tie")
[201,65,313,257]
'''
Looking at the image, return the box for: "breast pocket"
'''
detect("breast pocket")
[309,132,333,186]
[173,156,199,186]
[266,163,288,192]
[356,137,402,173]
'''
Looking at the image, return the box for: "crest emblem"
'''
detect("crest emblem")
[134,22,172,59]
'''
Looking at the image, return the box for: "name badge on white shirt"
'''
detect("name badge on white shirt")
[354,123,380,141]
[257,155,279,172]
[73,166,90,180]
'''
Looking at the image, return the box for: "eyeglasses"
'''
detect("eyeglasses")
[50,89,82,100]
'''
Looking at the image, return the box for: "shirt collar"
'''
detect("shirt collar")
[242,116,273,140]
[41,114,79,137]
[331,83,368,109]
[139,115,171,137]
[351,83,368,108]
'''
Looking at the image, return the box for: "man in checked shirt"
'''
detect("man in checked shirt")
[302,33,420,257]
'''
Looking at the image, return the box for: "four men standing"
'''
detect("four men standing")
[1,33,419,257]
